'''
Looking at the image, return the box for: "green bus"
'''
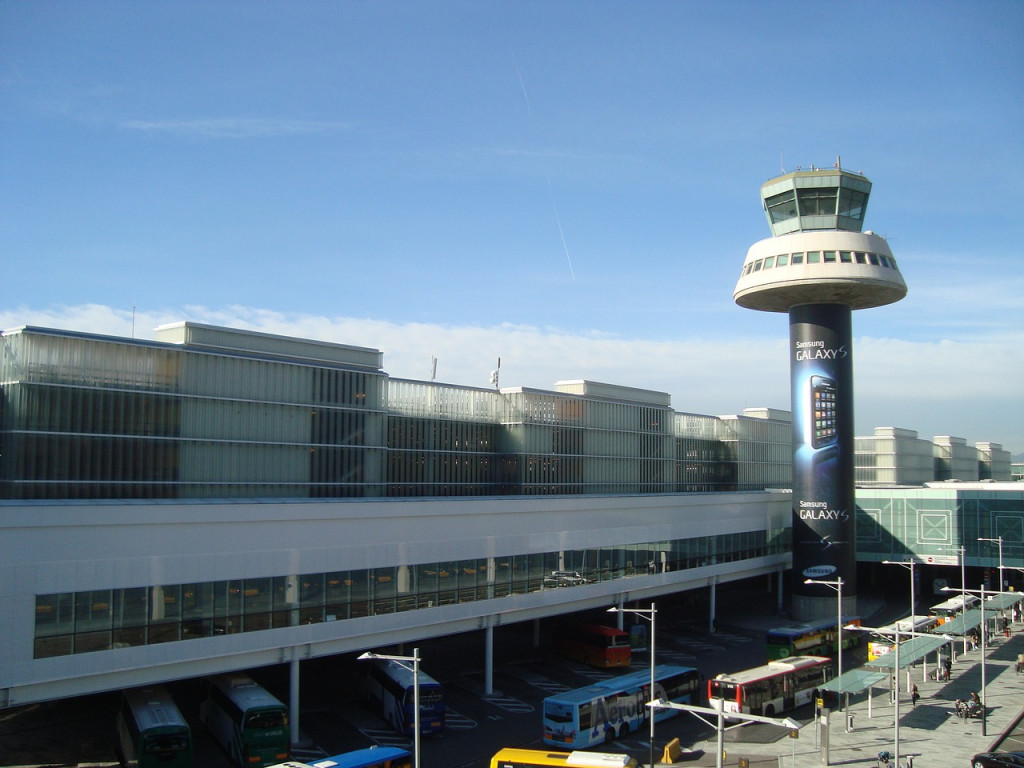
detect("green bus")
[116,685,193,768]
[200,673,290,767]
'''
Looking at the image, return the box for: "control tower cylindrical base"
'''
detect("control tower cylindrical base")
[789,303,857,617]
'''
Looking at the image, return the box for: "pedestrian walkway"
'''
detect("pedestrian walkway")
[657,602,1024,767]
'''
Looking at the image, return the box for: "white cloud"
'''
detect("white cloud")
[2,303,1021,453]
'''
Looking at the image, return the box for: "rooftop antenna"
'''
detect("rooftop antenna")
[780,150,785,174]
[131,303,136,339]
[489,357,501,389]
[430,357,437,381]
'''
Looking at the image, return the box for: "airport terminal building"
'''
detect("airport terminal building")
[1,322,1020,714]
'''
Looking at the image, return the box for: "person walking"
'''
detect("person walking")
[911,683,920,707]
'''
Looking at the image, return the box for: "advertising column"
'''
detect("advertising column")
[789,303,856,608]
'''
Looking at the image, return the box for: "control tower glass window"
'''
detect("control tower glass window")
[838,187,867,220]
[797,187,838,216]
[765,190,797,223]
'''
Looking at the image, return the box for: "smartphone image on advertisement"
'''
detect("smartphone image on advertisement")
[808,375,838,449]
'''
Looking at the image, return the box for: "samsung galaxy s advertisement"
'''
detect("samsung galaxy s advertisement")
[789,304,856,596]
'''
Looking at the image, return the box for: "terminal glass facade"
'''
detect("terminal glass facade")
[1,326,792,500]
[33,527,788,659]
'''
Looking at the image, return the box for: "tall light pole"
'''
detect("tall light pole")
[847,622,904,767]
[942,584,999,737]
[358,648,421,768]
[979,536,1004,592]
[951,545,968,656]
[847,621,958,768]
[608,602,656,768]
[883,559,917,618]
[803,577,844,698]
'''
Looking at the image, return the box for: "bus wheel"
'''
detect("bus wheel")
[764,704,775,717]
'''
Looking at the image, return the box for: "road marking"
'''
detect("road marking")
[482,694,535,713]
[445,708,478,729]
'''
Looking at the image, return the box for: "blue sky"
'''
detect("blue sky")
[3,1,1023,453]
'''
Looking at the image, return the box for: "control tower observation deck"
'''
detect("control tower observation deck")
[734,166,907,311]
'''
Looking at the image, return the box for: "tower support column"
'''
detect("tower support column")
[789,303,857,620]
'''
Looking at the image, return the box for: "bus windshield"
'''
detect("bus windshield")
[708,680,737,700]
[246,709,289,730]
[142,733,190,753]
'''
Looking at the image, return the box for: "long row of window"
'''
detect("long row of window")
[740,250,898,277]
[764,186,868,225]
[33,528,788,659]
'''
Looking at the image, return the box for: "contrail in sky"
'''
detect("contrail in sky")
[514,59,575,281]
[547,178,576,280]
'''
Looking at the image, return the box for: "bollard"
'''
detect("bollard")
[846,713,854,732]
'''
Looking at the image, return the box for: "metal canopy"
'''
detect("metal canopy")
[937,594,1023,636]
[936,607,983,636]
[984,593,1023,612]
[819,668,889,695]
[868,635,949,671]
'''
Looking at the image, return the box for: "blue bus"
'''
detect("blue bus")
[358,658,445,737]
[542,664,700,749]
[304,747,413,768]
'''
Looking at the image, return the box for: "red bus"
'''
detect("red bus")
[553,623,632,668]
[707,656,832,717]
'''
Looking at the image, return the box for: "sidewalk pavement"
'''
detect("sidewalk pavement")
[659,599,1024,767]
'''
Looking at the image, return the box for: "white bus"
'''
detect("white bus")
[708,656,833,717]
[867,615,939,661]
[929,594,979,624]
[200,673,290,767]
[358,658,446,737]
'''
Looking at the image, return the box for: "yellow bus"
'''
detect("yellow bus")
[490,749,638,768]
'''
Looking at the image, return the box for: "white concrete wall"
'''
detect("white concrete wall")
[0,491,791,706]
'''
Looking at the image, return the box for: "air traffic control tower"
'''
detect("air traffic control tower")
[734,162,907,620]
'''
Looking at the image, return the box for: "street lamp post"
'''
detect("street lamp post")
[883,559,917,619]
[653,699,800,768]
[951,545,968,656]
[608,602,656,768]
[803,577,844,704]
[979,536,1004,593]
[943,584,996,736]
[358,647,421,768]
[981,584,987,737]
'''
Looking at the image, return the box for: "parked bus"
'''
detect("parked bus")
[358,658,445,737]
[293,746,413,768]
[929,594,979,624]
[708,656,832,717]
[542,664,700,749]
[116,685,193,768]
[490,748,639,768]
[199,673,290,767]
[867,615,940,661]
[765,617,862,660]
[554,623,632,668]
